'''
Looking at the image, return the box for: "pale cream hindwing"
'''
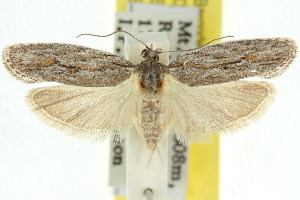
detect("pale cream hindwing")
[26,78,136,141]
[168,78,275,144]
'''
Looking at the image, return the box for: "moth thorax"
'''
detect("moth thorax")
[139,66,163,92]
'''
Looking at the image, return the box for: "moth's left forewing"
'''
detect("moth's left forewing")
[256,38,297,78]
[165,75,275,144]
[168,38,297,87]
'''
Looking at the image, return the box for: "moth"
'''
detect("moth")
[2,32,297,150]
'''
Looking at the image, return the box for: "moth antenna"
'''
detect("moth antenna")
[76,30,151,49]
[160,35,234,53]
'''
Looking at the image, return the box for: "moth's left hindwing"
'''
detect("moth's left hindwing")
[167,77,275,144]
[2,43,134,87]
[26,78,136,141]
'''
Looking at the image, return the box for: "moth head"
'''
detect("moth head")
[141,44,162,62]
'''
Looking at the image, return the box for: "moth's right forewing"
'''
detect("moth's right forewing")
[168,38,297,86]
[2,43,134,87]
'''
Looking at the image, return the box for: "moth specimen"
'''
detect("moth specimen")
[2,34,297,150]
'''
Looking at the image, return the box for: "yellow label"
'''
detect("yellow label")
[115,0,221,199]
[186,135,219,200]
[115,197,126,200]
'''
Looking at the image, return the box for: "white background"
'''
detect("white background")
[0,0,300,200]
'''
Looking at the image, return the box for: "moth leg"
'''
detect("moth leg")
[146,149,155,169]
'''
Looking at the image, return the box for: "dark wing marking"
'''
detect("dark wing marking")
[168,38,297,86]
[2,43,134,87]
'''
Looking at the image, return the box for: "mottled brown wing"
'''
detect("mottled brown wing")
[168,38,297,86]
[2,43,134,87]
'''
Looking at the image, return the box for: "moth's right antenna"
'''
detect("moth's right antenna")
[76,30,151,49]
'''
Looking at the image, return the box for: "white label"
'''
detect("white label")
[108,139,126,195]
[109,3,199,198]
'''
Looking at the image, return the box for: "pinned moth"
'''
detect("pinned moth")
[2,31,297,151]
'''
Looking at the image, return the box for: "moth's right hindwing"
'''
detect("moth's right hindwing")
[2,43,134,87]
[26,77,136,141]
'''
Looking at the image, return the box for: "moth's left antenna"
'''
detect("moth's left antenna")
[76,30,151,50]
[160,35,234,53]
